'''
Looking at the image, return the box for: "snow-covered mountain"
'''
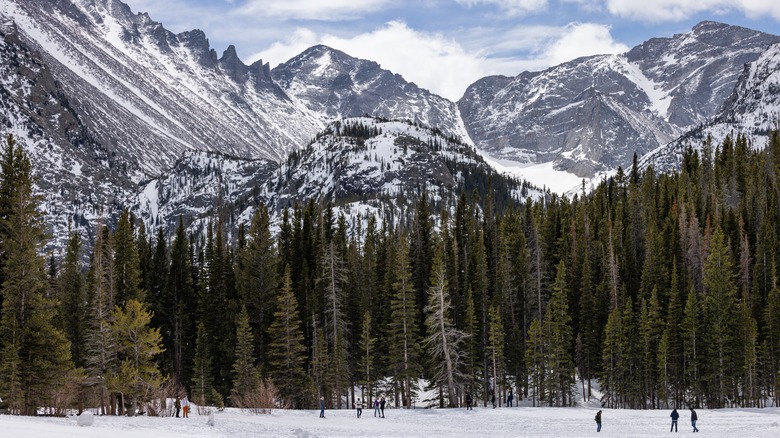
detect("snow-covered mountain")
[1,0,322,178]
[133,118,529,236]
[272,45,470,141]
[642,41,780,172]
[459,21,780,178]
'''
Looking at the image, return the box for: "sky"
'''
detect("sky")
[119,0,780,101]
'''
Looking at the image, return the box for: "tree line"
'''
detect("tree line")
[2,131,780,416]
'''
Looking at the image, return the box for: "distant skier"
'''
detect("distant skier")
[670,408,679,432]
[374,398,380,417]
[356,398,363,418]
[466,393,473,410]
[380,396,386,418]
[319,396,325,418]
[690,408,699,432]
[595,410,602,432]
[507,390,514,407]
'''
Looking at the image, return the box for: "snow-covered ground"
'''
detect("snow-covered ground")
[4,405,780,437]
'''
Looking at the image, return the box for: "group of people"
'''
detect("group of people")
[354,396,387,418]
[464,390,514,409]
[173,395,189,418]
[670,408,699,433]
[594,408,700,433]
[317,395,387,418]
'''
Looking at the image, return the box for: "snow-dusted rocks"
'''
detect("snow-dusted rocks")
[459,21,780,178]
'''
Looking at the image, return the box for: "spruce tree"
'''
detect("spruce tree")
[60,229,87,368]
[236,204,278,363]
[388,231,422,408]
[231,305,260,402]
[266,267,310,408]
[113,209,143,305]
[0,136,72,415]
[190,321,216,407]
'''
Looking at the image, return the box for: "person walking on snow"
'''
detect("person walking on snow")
[380,396,386,418]
[507,390,514,407]
[174,396,181,418]
[690,408,699,432]
[595,410,602,432]
[670,408,679,432]
[181,396,189,418]
[466,393,473,410]
[319,396,326,418]
[374,398,380,417]
[356,398,363,418]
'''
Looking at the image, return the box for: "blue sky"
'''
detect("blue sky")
[120,0,780,100]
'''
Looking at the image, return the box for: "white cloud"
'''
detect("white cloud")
[251,21,488,101]
[542,23,630,65]
[605,0,780,21]
[455,0,549,15]
[251,21,630,100]
[236,0,391,21]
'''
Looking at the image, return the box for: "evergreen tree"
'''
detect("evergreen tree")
[190,321,217,407]
[542,260,575,407]
[108,299,164,415]
[356,310,377,404]
[60,229,87,368]
[236,204,278,363]
[701,228,738,407]
[231,306,260,403]
[113,209,143,305]
[388,231,422,408]
[266,267,311,408]
[0,136,71,415]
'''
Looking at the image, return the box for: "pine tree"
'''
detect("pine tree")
[424,244,467,407]
[388,231,422,408]
[236,204,278,363]
[320,240,350,408]
[190,321,217,407]
[0,136,72,415]
[113,209,143,305]
[542,260,575,407]
[525,318,544,406]
[84,226,117,415]
[108,299,164,415]
[60,229,87,368]
[356,310,377,404]
[231,305,260,402]
[487,304,506,405]
[701,228,738,407]
[266,267,311,408]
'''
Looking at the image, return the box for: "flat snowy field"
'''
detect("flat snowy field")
[4,405,780,437]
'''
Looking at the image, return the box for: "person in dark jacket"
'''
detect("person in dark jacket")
[670,408,679,432]
[507,390,514,407]
[379,396,386,418]
[319,396,325,418]
[595,410,602,432]
[174,396,181,418]
[690,408,699,432]
[466,393,473,410]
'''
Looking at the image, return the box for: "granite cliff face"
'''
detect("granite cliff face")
[459,21,780,177]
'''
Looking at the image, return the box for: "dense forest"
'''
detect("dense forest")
[2,130,780,416]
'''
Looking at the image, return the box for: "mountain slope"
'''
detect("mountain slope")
[133,118,530,234]
[459,21,780,178]
[272,45,470,142]
[642,42,780,173]
[1,0,322,178]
